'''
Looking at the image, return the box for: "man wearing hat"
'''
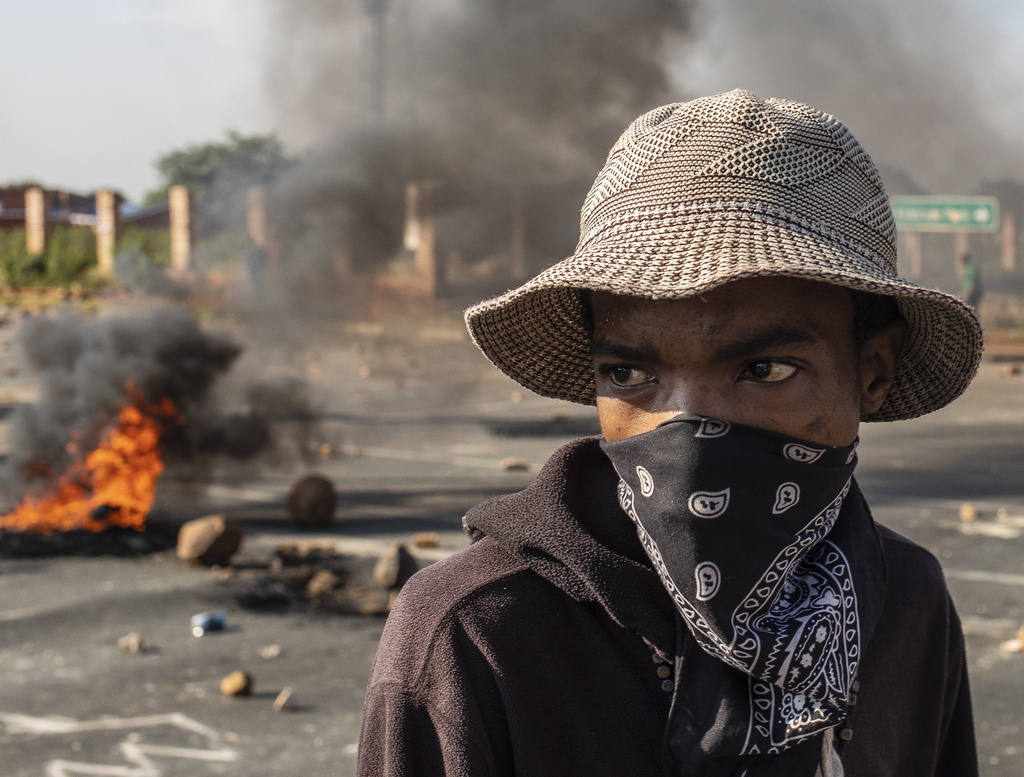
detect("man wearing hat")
[357,90,981,776]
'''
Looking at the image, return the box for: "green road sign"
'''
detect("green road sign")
[891,196,1000,233]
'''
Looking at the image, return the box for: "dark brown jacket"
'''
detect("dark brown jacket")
[357,438,976,776]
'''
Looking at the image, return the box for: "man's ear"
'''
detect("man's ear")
[860,319,908,415]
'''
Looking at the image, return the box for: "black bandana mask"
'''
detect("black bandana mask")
[601,415,886,769]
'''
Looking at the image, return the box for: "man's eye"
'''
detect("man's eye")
[742,361,797,383]
[604,366,652,387]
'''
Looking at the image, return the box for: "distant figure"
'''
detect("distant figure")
[959,253,983,309]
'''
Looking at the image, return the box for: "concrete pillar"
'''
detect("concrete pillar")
[510,190,527,282]
[404,181,438,300]
[24,187,51,255]
[904,231,922,279]
[247,186,267,248]
[94,190,121,275]
[1001,213,1017,272]
[169,185,193,273]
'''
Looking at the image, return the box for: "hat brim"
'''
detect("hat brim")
[465,211,983,422]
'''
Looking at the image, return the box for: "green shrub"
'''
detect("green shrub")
[0,225,98,288]
[117,226,171,268]
[44,225,97,284]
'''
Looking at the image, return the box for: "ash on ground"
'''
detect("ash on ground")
[0,526,176,558]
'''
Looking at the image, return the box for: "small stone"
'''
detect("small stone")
[551,410,570,420]
[510,391,523,403]
[1000,364,1022,376]
[287,475,337,529]
[373,542,417,589]
[318,443,333,459]
[358,365,371,378]
[958,503,978,522]
[306,569,343,597]
[220,670,253,696]
[501,457,530,471]
[177,515,244,566]
[259,644,283,660]
[117,633,144,654]
[1000,625,1024,653]
[273,687,297,711]
[411,532,440,549]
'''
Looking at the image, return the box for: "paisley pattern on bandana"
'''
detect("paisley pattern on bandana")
[602,415,886,761]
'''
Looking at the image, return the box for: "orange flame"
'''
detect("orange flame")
[0,392,179,534]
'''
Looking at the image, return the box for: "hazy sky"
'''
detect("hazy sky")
[1,0,1022,201]
[0,0,269,201]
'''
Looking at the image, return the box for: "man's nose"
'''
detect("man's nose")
[653,378,721,423]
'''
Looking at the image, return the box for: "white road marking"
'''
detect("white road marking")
[945,568,1024,587]
[1,711,237,777]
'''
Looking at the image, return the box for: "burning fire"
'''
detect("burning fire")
[0,390,179,534]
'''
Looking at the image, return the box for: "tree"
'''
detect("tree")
[144,131,292,205]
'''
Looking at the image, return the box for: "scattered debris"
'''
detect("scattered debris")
[412,532,440,549]
[117,633,145,655]
[235,542,394,615]
[1000,625,1024,653]
[958,503,978,522]
[220,670,253,697]
[177,515,244,566]
[373,543,417,590]
[191,611,227,637]
[287,475,337,529]
[501,457,531,471]
[273,687,298,712]
[259,644,283,660]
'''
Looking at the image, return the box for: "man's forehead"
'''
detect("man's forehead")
[591,279,852,329]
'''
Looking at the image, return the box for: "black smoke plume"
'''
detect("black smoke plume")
[251,0,694,306]
[0,308,292,502]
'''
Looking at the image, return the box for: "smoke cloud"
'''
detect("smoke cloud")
[251,0,694,296]
[228,0,1024,309]
[0,308,309,502]
[681,0,1024,195]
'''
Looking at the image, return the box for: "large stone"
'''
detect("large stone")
[373,542,417,590]
[177,515,244,566]
[286,475,337,528]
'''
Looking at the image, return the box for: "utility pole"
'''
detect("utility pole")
[364,0,389,128]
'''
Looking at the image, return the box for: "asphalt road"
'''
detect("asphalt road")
[0,312,1021,776]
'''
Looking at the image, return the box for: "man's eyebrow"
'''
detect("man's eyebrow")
[590,338,658,362]
[713,327,817,360]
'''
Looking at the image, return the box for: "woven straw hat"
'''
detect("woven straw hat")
[465,89,983,422]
